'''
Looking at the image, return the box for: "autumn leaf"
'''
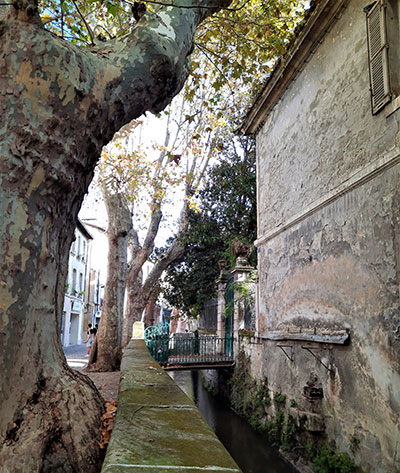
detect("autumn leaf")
[99,400,118,449]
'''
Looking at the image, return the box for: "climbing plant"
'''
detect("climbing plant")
[227,349,300,451]
[312,444,356,473]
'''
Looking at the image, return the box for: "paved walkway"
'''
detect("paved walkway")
[63,343,89,371]
[63,343,120,401]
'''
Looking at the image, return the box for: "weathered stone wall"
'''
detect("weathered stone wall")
[257,0,400,239]
[255,1,400,472]
[102,340,242,473]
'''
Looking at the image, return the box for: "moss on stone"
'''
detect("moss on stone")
[101,340,241,473]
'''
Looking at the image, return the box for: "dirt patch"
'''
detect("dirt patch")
[87,371,120,402]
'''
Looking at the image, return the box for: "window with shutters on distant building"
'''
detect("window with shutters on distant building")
[72,269,77,293]
[365,0,400,114]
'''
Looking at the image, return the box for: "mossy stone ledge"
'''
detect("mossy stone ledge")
[101,339,242,473]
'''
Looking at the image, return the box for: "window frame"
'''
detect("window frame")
[365,0,392,115]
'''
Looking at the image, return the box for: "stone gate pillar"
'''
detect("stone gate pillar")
[216,260,228,339]
[232,255,254,351]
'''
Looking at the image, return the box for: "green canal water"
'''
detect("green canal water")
[169,370,295,473]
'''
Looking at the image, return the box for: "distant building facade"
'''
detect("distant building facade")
[81,220,108,330]
[61,220,93,346]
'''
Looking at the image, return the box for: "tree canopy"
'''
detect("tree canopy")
[162,135,256,316]
[200,135,256,242]
[36,0,311,114]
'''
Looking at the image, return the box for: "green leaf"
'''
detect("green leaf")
[106,2,117,16]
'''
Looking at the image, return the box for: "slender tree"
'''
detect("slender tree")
[0,0,231,470]
[88,121,145,371]
[92,178,132,371]
[86,87,222,357]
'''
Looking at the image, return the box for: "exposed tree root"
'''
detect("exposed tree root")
[0,365,105,473]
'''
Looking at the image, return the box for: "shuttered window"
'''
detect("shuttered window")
[366,1,391,114]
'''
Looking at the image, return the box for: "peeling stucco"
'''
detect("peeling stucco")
[251,1,400,472]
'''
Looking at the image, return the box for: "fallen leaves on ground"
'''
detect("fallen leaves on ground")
[99,400,118,449]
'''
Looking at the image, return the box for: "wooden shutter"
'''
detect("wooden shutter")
[366,1,391,114]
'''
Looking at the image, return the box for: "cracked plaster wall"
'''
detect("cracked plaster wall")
[254,1,400,471]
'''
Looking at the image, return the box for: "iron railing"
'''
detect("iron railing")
[168,336,233,365]
[146,333,234,366]
[144,322,170,364]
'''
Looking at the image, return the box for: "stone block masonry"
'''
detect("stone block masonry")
[101,339,242,473]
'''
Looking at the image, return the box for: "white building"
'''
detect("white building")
[80,219,108,328]
[61,220,93,346]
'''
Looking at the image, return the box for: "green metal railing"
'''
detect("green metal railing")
[145,327,234,366]
[144,322,170,364]
[168,336,233,365]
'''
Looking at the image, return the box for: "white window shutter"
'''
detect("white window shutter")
[366,1,391,114]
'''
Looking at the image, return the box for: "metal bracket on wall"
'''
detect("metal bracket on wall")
[277,344,294,362]
[302,346,335,376]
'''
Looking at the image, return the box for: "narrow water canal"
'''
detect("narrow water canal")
[169,370,294,473]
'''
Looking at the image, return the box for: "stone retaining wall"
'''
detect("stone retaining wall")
[101,339,242,473]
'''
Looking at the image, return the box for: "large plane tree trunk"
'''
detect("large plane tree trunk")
[0,0,230,470]
[88,186,131,371]
[0,152,105,472]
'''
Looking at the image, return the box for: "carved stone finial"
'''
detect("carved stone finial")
[232,239,252,267]
[218,259,227,270]
[217,260,228,280]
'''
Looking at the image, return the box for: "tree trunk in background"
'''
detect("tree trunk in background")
[144,297,159,326]
[0,0,230,469]
[122,235,186,347]
[88,188,131,371]
[122,262,145,346]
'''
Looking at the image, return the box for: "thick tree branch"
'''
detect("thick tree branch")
[126,0,249,13]
[129,227,141,258]
[87,0,230,131]
[141,189,190,298]
[5,0,232,168]
[142,207,163,255]
[142,237,185,298]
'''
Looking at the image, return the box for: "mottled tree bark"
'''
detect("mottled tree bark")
[0,0,230,470]
[88,185,131,372]
[123,242,145,337]
[121,215,187,347]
